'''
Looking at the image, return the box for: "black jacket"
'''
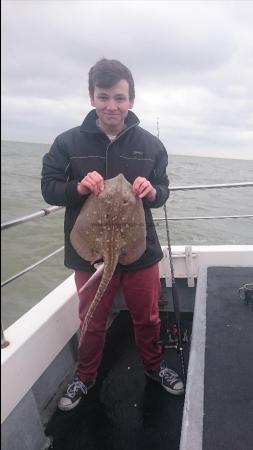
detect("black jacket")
[41,109,169,272]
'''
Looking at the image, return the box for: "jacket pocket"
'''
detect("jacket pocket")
[118,155,155,182]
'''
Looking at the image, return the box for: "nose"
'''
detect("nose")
[106,99,117,110]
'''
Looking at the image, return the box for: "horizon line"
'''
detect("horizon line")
[1,138,253,162]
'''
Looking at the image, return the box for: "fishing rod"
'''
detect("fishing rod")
[156,118,187,386]
[163,203,187,386]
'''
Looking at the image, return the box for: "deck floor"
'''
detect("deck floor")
[46,310,192,450]
[203,266,253,450]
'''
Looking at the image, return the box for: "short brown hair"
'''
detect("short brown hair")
[88,58,135,100]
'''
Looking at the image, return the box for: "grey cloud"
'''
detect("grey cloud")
[2,0,253,159]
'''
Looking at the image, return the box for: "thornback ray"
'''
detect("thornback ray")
[70,174,146,343]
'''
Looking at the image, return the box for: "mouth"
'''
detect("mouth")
[105,114,120,118]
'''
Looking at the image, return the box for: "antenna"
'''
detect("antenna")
[156,117,160,139]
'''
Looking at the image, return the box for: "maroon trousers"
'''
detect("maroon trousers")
[75,264,162,383]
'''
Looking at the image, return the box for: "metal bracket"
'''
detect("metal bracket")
[160,246,197,288]
[185,246,195,287]
[1,323,10,349]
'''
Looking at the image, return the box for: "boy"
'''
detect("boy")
[41,58,184,411]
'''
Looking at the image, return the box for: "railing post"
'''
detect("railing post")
[1,322,9,349]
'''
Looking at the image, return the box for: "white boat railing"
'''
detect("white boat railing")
[1,181,253,348]
[2,182,253,230]
[1,205,64,230]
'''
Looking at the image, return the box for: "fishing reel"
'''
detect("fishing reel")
[239,283,253,307]
[157,322,190,350]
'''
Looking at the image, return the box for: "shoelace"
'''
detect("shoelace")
[159,367,178,384]
[66,380,88,398]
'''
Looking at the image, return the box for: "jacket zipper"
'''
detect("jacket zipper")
[105,123,138,178]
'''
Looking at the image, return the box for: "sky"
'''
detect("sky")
[2,0,253,159]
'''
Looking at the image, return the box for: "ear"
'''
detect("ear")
[129,98,135,109]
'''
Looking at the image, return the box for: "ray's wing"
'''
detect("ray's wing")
[70,195,103,262]
[118,197,146,265]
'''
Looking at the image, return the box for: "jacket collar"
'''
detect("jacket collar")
[80,109,140,134]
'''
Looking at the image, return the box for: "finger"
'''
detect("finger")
[84,172,104,194]
[80,179,94,194]
[86,172,102,185]
[132,177,146,194]
[137,186,151,198]
[81,177,98,195]
[91,177,104,195]
[138,181,151,195]
[99,179,105,193]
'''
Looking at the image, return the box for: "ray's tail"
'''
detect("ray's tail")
[79,253,119,346]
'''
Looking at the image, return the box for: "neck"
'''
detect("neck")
[97,120,126,136]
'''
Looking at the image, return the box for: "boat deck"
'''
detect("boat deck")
[181,266,253,450]
[45,265,253,450]
[204,267,253,450]
[45,310,193,450]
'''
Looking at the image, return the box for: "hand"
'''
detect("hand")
[132,177,157,201]
[77,171,105,196]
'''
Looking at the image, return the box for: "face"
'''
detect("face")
[90,79,134,135]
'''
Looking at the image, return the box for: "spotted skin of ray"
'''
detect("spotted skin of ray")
[70,174,146,344]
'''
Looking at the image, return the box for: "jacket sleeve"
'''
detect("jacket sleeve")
[41,137,89,207]
[143,141,170,209]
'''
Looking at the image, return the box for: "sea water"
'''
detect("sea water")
[1,140,253,328]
